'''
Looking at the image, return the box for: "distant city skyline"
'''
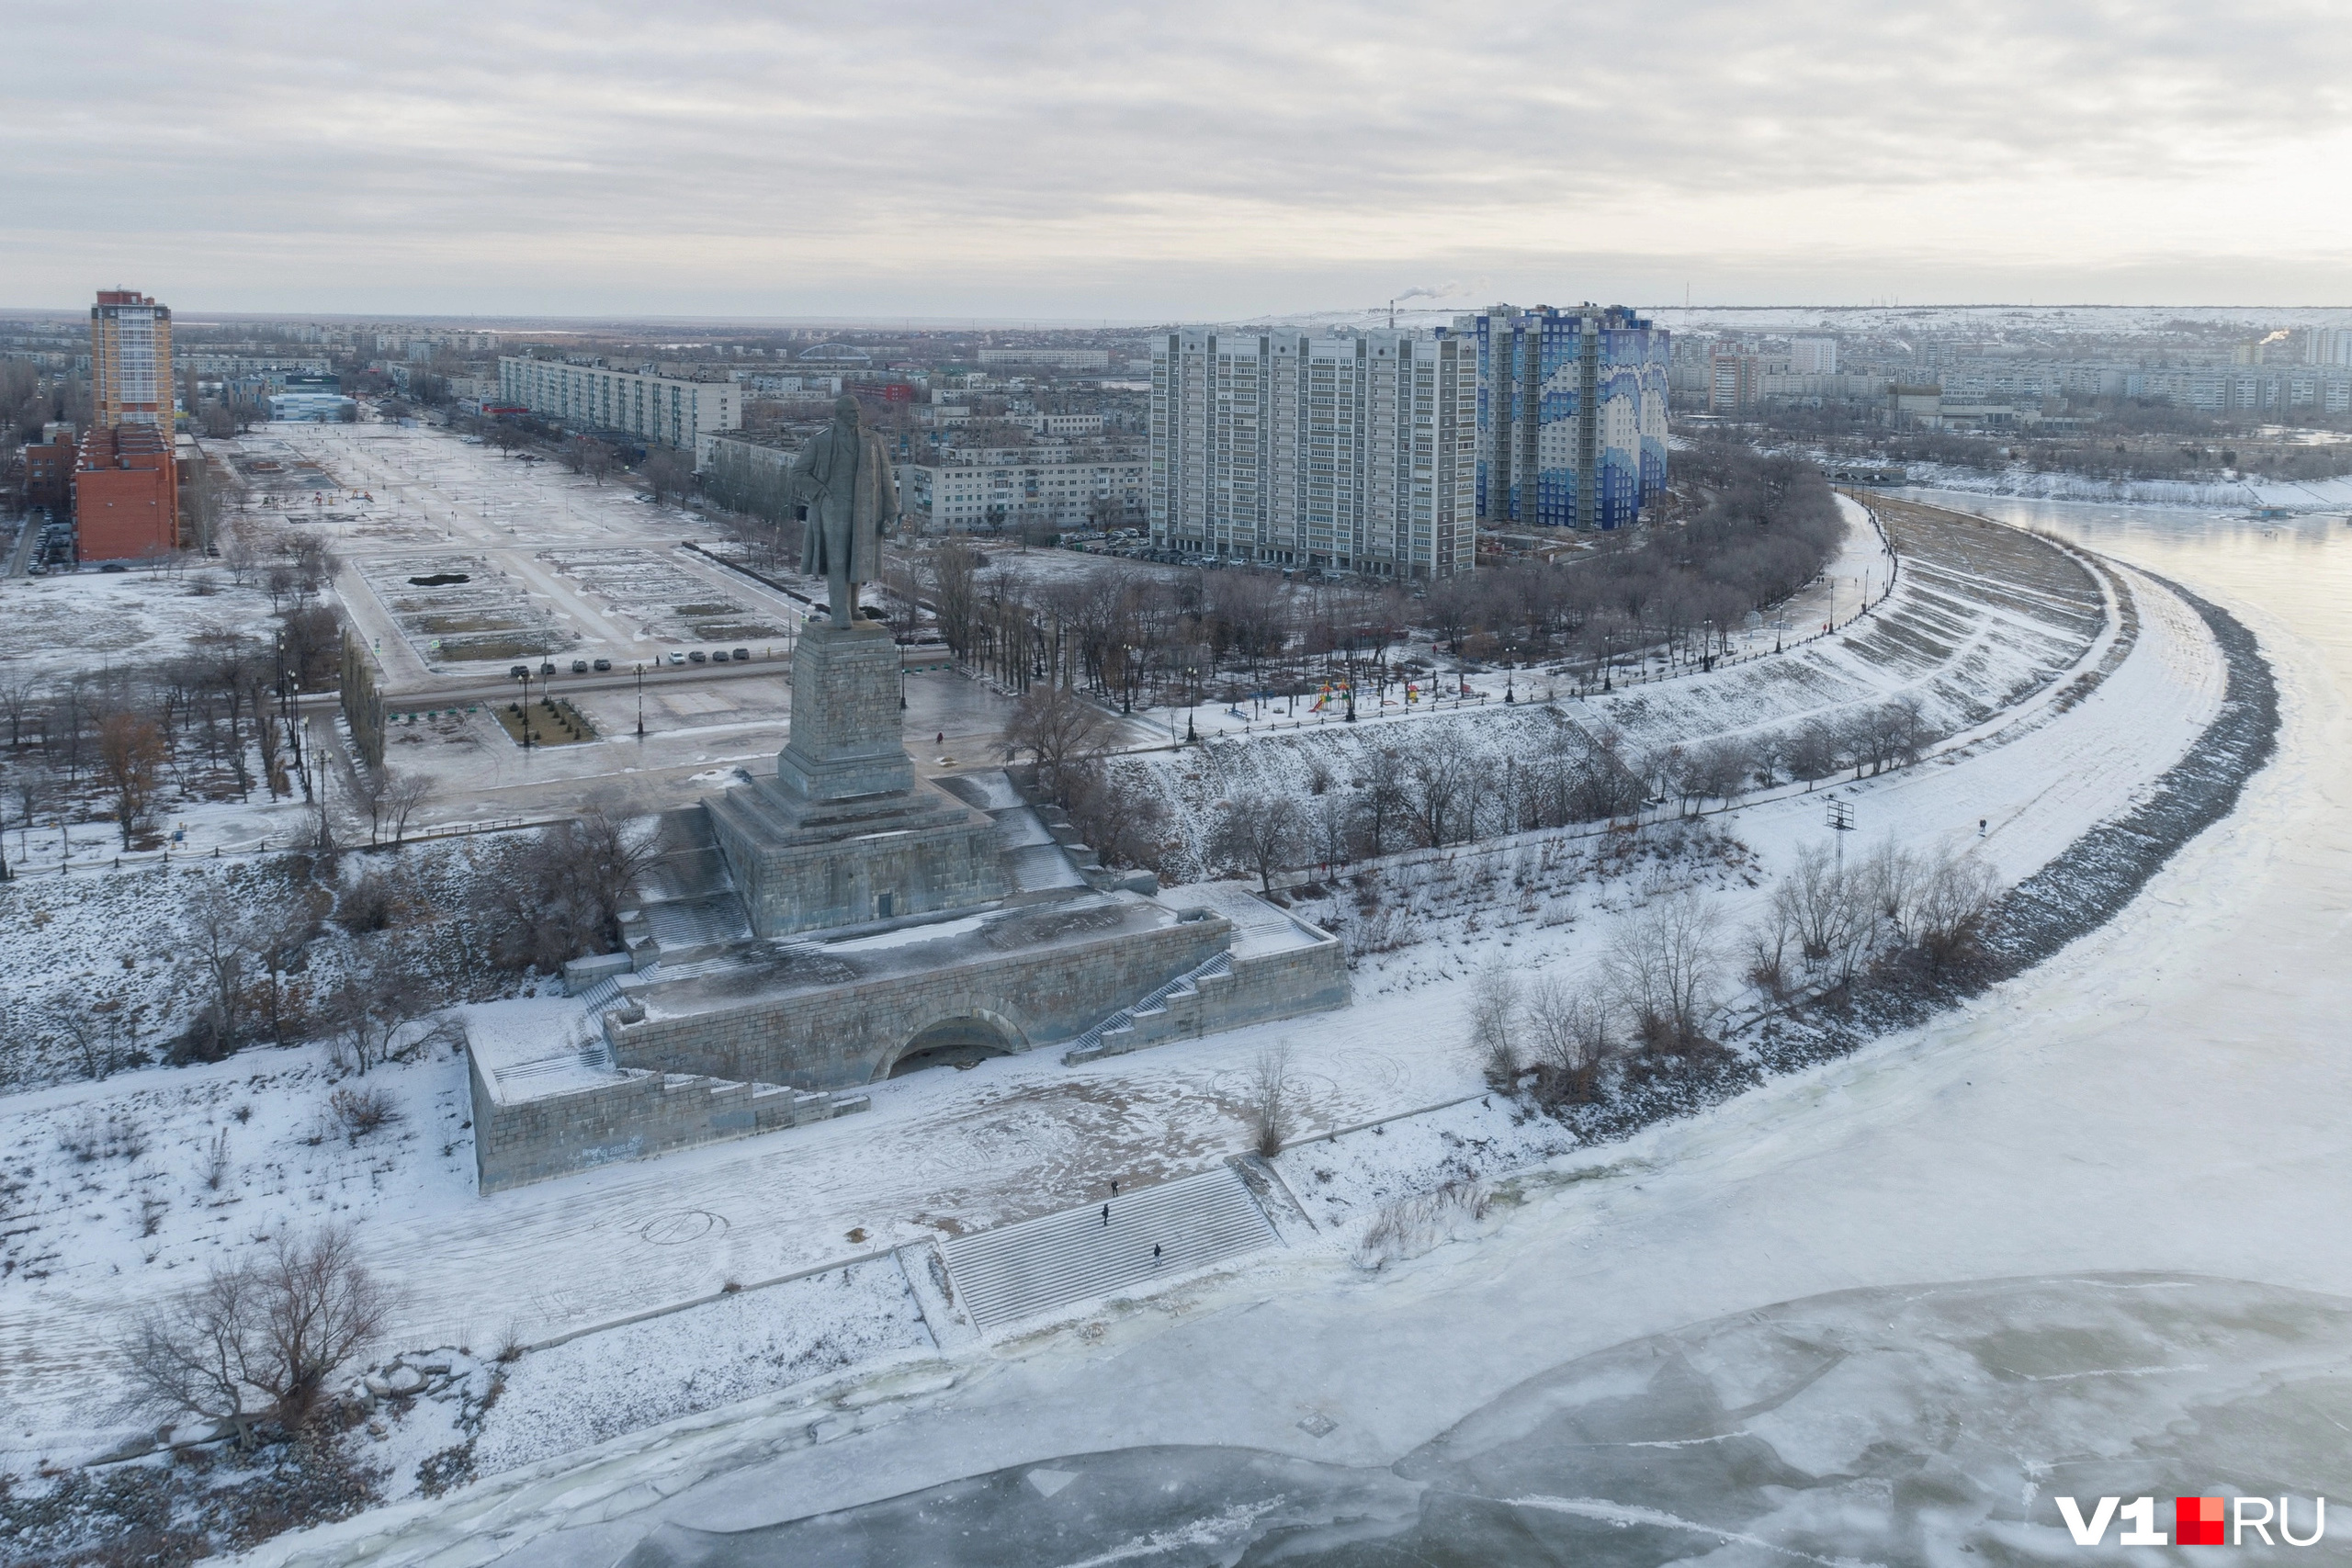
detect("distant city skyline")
[6,2,2346,317]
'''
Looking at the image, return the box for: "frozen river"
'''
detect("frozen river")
[257,497,2352,1566]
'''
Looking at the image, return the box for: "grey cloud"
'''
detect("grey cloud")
[2,0,2342,312]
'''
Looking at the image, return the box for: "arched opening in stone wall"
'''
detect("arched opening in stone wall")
[887,1013,1023,1077]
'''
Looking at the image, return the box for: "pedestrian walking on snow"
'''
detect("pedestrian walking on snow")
[1102,1202,1110,1226]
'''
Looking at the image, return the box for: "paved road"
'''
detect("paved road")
[5,513,43,578]
[290,645,952,713]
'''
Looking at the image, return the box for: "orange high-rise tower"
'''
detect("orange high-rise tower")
[76,289,181,561]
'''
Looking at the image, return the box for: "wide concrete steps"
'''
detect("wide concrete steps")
[1061,951,1234,1064]
[938,1166,1276,1334]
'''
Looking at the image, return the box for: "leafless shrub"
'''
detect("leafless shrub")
[1246,1043,1295,1157]
[1351,1179,1491,1271]
[1346,907,1421,958]
[61,1108,146,1164]
[198,1129,232,1191]
[1909,848,2002,974]
[119,1224,392,1445]
[329,1084,399,1142]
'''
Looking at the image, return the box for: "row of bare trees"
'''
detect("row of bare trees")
[1747,840,2001,993]
[0,562,344,852]
[923,541,1417,709]
[1476,841,2004,1111]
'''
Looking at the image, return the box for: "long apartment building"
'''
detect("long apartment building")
[1148,328,1476,580]
[1462,304,1669,532]
[498,356,740,451]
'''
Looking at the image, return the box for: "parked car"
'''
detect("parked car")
[100,562,129,573]
[731,647,751,661]
[571,659,589,673]
[593,658,613,671]
[668,651,685,665]
[509,664,529,678]
[688,649,707,664]
[539,661,556,675]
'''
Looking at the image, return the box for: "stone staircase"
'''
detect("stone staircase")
[1060,951,1235,1064]
[936,1166,1276,1334]
[484,1022,616,1092]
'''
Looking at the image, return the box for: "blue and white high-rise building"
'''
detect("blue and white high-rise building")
[1460,304,1669,531]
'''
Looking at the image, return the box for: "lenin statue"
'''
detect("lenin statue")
[788,395,899,628]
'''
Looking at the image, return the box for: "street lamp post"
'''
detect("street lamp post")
[636,662,645,739]
[517,668,533,750]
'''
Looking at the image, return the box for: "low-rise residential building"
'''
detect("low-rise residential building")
[739,372,845,398]
[499,356,740,450]
[899,452,1146,533]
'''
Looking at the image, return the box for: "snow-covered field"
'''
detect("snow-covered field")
[1891,459,2352,514]
[222,491,2334,1568]
[0,498,2230,1504]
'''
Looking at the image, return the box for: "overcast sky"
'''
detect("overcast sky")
[5,1,2346,319]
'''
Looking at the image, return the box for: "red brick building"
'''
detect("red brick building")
[74,425,179,562]
[24,434,76,509]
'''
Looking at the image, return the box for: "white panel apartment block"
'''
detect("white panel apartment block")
[1149,328,1475,581]
[498,358,741,453]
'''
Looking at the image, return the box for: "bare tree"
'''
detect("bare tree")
[1467,958,1522,1088]
[1001,682,1111,803]
[642,448,694,505]
[383,770,435,845]
[1522,974,1614,1104]
[1772,842,1870,982]
[564,795,661,949]
[1246,1043,1295,1157]
[121,1261,271,1447]
[97,711,165,847]
[120,1225,390,1445]
[184,884,258,1059]
[287,534,335,600]
[928,542,985,660]
[1603,892,1724,1053]
[353,764,391,849]
[1910,849,2002,975]
[1401,728,1469,848]
[323,944,434,1076]
[1215,790,1300,894]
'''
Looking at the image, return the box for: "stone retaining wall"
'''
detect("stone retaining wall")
[468,1054,861,1193]
[607,914,1236,1090]
[1085,937,1353,1058]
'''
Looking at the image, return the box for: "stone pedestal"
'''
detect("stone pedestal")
[707,619,1008,938]
[776,622,914,801]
